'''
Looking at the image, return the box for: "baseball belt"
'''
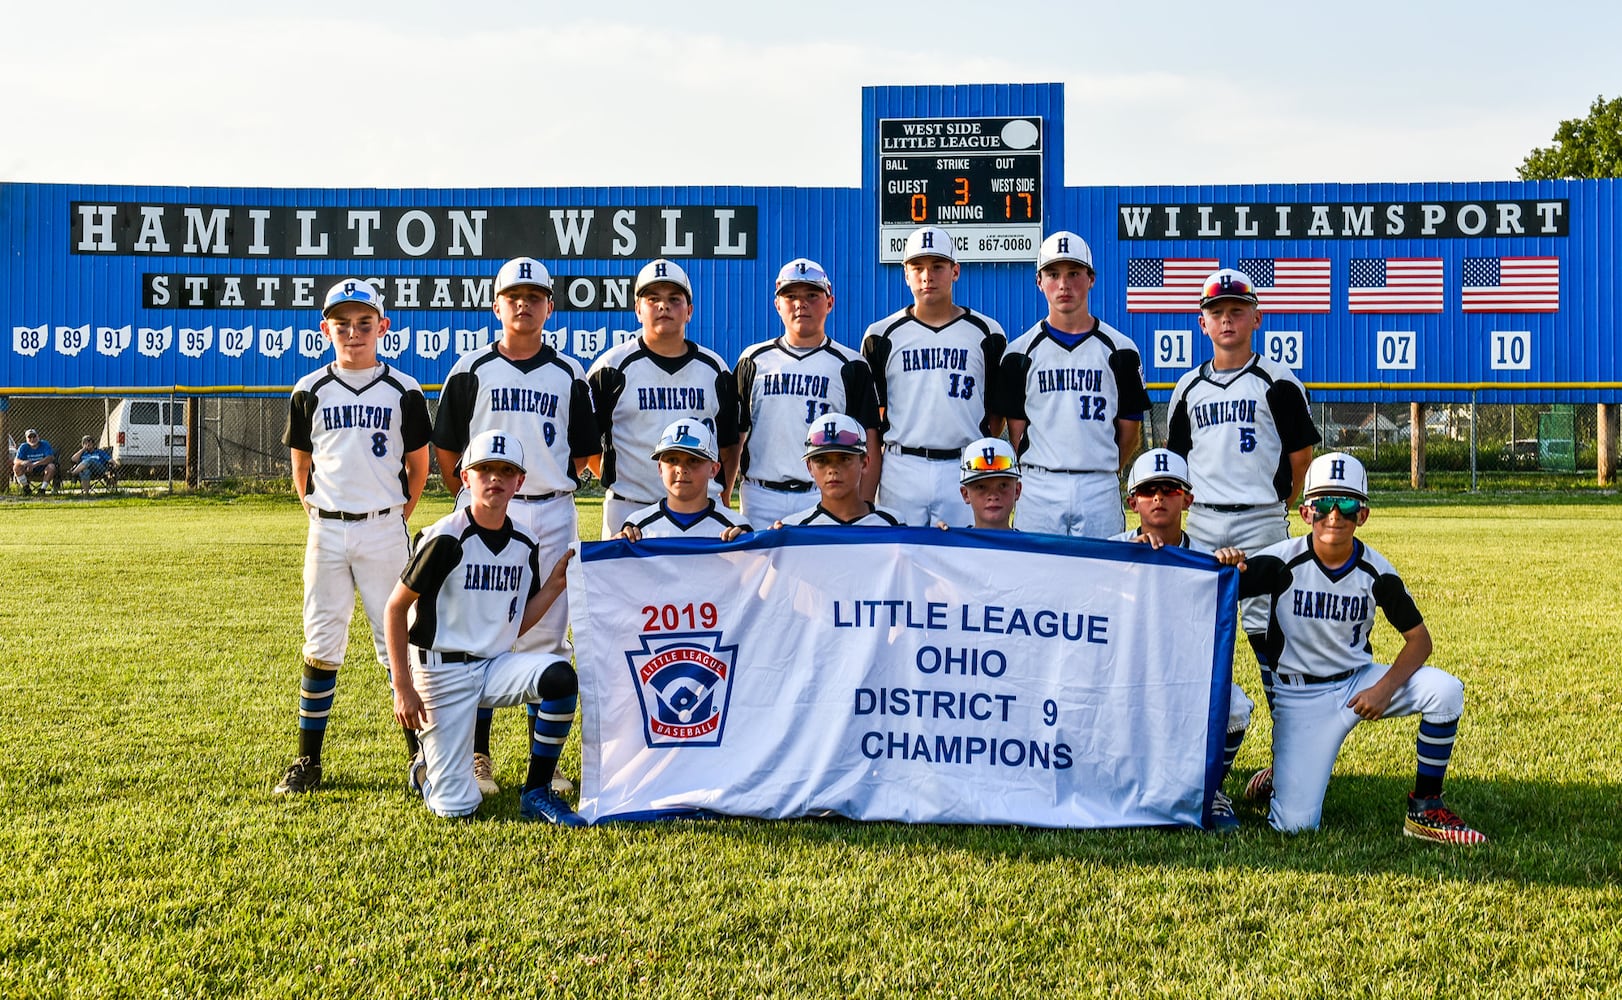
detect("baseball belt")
[1271,668,1356,687]
[889,444,959,461]
[514,490,567,502]
[1194,502,1273,513]
[747,477,814,492]
[415,649,480,665]
[315,506,397,521]
[606,490,657,506]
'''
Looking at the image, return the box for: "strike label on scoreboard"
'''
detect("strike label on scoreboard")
[878,116,1044,263]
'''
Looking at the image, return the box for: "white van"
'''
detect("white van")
[106,398,188,470]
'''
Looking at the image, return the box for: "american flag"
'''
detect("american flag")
[1126,258,1219,313]
[1236,258,1330,313]
[1462,256,1560,312]
[1347,258,1443,313]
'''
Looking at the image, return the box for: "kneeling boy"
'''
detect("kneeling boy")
[954,437,1021,530]
[1236,452,1485,843]
[617,419,752,541]
[778,413,904,527]
[386,429,582,825]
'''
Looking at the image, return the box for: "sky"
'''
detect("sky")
[2,0,1616,190]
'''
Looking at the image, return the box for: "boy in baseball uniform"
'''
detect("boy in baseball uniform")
[1110,448,1255,830]
[777,413,904,528]
[389,430,581,825]
[275,278,432,795]
[735,258,882,526]
[862,225,1006,527]
[1233,453,1485,843]
[588,259,741,538]
[1000,231,1149,537]
[954,436,1022,531]
[431,256,599,796]
[617,419,752,541]
[1166,268,1320,658]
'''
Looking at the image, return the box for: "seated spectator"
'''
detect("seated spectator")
[13,429,58,494]
[70,436,115,490]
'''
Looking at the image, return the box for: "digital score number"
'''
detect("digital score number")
[878,116,1045,263]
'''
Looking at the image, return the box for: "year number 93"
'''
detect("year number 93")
[642,602,719,631]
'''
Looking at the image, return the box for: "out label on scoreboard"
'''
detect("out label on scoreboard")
[878,116,1044,263]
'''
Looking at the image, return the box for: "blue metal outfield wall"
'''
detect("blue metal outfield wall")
[3,82,1618,403]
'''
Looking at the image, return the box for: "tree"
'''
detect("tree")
[1518,95,1622,179]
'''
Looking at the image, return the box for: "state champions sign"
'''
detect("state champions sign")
[568,527,1239,828]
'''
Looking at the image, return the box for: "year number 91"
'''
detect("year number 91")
[642,602,719,631]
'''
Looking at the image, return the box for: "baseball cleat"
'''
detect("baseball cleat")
[472,752,500,797]
[1404,794,1488,845]
[1243,766,1274,805]
[1208,790,1240,832]
[273,756,322,795]
[519,787,586,827]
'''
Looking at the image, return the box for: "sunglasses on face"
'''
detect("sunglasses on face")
[1307,496,1365,519]
[1133,483,1185,498]
[808,427,865,449]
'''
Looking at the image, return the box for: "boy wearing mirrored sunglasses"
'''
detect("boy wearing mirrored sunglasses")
[1230,452,1485,843]
[953,437,1022,530]
[778,413,904,527]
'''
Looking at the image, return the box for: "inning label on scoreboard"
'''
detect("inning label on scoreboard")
[878,116,1044,263]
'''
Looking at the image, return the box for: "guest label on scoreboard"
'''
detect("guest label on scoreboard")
[878,116,1044,263]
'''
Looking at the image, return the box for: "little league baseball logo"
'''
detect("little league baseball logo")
[624,632,739,747]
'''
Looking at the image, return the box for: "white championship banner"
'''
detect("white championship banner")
[568,526,1239,829]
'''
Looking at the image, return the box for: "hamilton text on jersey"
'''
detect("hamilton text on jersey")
[637,387,707,410]
[759,373,831,398]
[488,387,559,417]
[1035,367,1105,394]
[899,347,969,372]
[1292,590,1372,623]
[463,564,525,592]
[1190,399,1258,429]
[320,404,395,430]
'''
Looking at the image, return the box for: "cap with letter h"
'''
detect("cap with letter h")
[463,428,526,474]
[960,437,1021,484]
[1199,268,1259,308]
[903,225,957,264]
[634,258,693,299]
[1037,231,1095,272]
[651,418,718,462]
[775,258,833,295]
[1303,451,1369,502]
[1126,448,1192,494]
[803,412,867,458]
[494,257,554,295]
[322,278,386,318]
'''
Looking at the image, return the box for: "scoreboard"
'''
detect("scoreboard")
[877,115,1044,263]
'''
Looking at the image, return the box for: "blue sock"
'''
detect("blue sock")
[524,662,578,792]
[1415,717,1458,798]
[296,665,338,761]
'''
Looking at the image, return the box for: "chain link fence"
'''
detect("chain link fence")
[4,390,1615,494]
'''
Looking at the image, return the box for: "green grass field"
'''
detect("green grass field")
[1,494,1619,998]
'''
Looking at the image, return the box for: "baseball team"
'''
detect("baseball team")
[272,226,1485,845]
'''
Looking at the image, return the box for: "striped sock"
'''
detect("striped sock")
[525,663,578,792]
[1222,726,1246,783]
[1414,717,1459,799]
[296,665,339,762]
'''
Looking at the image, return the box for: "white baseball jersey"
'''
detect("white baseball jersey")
[588,337,741,504]
[1166,355,1320,506]
[622,500,753,539]
[782,502,905,527]
[1108,528,1192,547]
[1239,535,1423,678]
[861,307,1006,452]
[403,509,541,659]
[434,344,599,497]
[285,364,432,512]
[1000,320,1150,472]
[735,337,880,486]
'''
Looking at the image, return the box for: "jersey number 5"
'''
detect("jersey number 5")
[1238,427,1256,453]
